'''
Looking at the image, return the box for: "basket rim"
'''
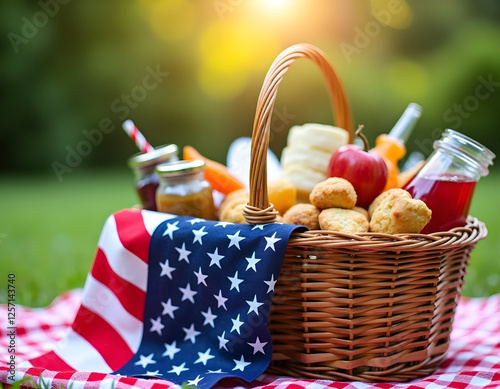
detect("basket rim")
[286,216,487,250]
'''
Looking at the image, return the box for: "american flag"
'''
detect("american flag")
[21,209,303,388]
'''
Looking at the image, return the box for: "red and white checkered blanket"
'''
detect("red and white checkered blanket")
[1,290,500,388]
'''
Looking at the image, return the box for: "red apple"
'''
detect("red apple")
[328,126,388,208]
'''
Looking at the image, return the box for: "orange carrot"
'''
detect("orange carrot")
[183,145,245,195]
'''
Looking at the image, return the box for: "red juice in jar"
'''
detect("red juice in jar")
[404,173,476,233]
[128,144,179,211]
[402,129,494,234]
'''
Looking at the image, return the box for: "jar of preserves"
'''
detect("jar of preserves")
[404,129,495,233]
[128,144,179,211]
[155,159,216,220]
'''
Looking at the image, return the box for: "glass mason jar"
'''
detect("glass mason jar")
[155,159,216,220]
[404,129,495,233]
[128,144,179,211]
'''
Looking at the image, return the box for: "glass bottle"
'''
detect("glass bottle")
[403,129,495,233]
[128,144,179,211]
[372,103,422,190]
[155,160,216,220]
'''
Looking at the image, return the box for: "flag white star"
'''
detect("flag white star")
[162,340,181,360]
[161,299,179,319]
[189,218,203,225]
[149,316,164,336]
[187,375,204,386]
[193,267,208,286]
[215,221,232,227]
[248,336,268,354]
[230,314,244,334]
[175,242,191,263]
[232,355,251,371]
[245,251,261,272]
[207,369,225,374]
[246,295,264,315]
[183,323,201,344]
[145,370,160,376]
[201,307,217,327]
[227,230,245,249]
[251,224,266,230]
[192,226,208,245]
[169,362,189,376]
[264,231,281,251]
[163,221,179,239]
[179,283,197,303]
[159,260,176,279]
[264,274,277,293]
[134,353,156,369]
[214,290,228,310]
[227,271,243,292]
[207,247,225,269]
[218,331,229,351]
[194,348,215,365]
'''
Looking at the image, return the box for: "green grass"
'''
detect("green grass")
[0,169,137,307]
[1,168,499,308]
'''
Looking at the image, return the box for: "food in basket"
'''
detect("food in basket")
[282,203,320,230]
[369,188,431,234]
[268,179,297,215]
[219,201,247,224]
[368,188,410,218]
[352,205,369,219]
[183,145,245,195]
[328,125,388,208]
[219,189,249,223]
[309,177,357,210]
[281,123,349,202]
[319,207,369,233]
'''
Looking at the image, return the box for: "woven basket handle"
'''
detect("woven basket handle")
[242,43,354,225]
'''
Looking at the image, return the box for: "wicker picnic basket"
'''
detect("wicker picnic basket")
[242,43,488,382]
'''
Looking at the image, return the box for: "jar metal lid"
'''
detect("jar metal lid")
[128,144,179,169]
[156,159,206,176]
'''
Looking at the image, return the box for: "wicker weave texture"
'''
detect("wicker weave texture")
[266,220,484,382]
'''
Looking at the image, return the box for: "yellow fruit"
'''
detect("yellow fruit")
[268,179,297,215]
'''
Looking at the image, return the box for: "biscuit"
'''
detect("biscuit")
[352,206,369,220]
[319,207,369,234]
[309,177,357,210]
[219,202,247,224]
[283,203,320,230]
[219,189,248,215]
[368,189,411,218]
[369,192,432,234]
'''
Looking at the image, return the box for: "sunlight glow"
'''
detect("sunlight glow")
[261,0,288,10]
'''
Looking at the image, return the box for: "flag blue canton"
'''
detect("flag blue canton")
[115,216,303,388]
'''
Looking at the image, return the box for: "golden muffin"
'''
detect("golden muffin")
[319,207,369,234]
[283,203,321,230]
[309,177,357,210]
[369,191,432,234]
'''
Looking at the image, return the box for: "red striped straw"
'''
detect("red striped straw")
[122,120,154,154]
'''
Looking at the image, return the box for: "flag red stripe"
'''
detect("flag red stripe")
[29,351,75,372]
[114,210,150,264]
[71,306,134,371]
[91,247,146,321]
